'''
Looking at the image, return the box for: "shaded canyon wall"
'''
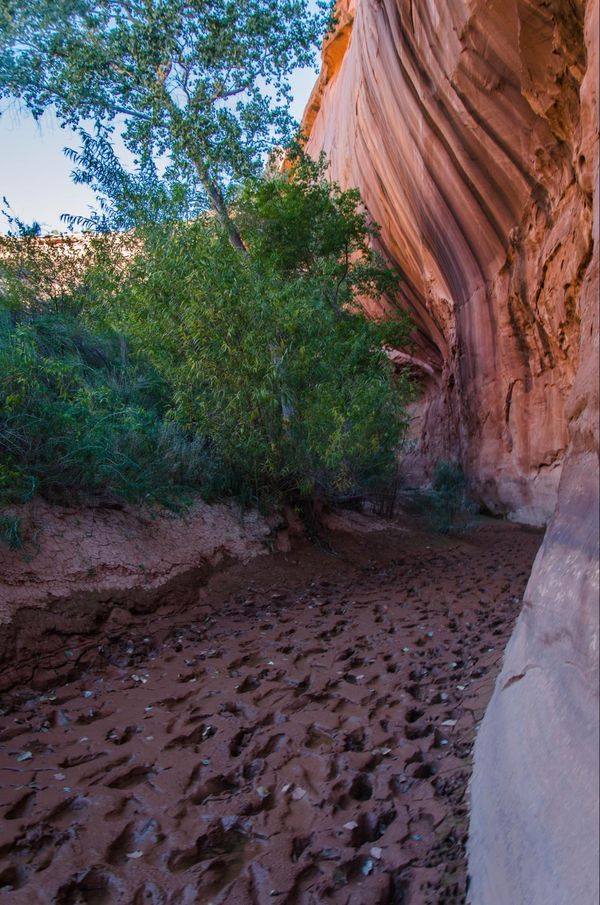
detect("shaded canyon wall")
[302,0,599,902]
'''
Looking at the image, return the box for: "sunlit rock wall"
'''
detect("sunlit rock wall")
[303,0,594,525]
[303,0,599,901]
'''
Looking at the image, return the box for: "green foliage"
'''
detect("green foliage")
[0,514,21,549]
[413,460,477,535]
[96,156,413,508]
[0,0,331,233]
[0,156,413,524]
[0,298,221,508]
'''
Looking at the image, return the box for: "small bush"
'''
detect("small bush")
[0,514,22,549]
[103,155,414,509]
[408,461,477,535]
[0,308,221,509]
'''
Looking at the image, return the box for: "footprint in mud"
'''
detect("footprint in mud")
[154,691,194,710]
[349,808,397,847]
[349,773,373,801]
[344,727,367,752]
[305,724,334,749]
[290,675,311,697]
[83,754,131,785]
[220,700,251,719]
[131,882,165,905]
[106,764,155,790]
[237,674,261,693]
[167,821,257,874]
[105,817,163,865]
[242,757,264,781]
[256,732,287,758]
[4,790,35,820]
[291,834,312,862]
[53,866,116,905]
[229,727,255,757]
[282,865,322,905]
[106,725,140,746]
[405,720,433,741]
[59,750,108,769]
[190,772,240,805]
[411,762,437,780]
[46,794,90,825]
[105,794,145,821]
[0,862,27,893]
[163,723,217,751]
[227,652,262,672]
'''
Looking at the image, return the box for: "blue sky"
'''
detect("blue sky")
[0,66,318,235]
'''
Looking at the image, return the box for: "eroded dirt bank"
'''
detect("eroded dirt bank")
[0,517,541,904]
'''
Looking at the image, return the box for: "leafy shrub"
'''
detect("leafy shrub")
[0,514,22,549]
[404,461,477,535]
[0,307,220,508]
[0,155,414,529]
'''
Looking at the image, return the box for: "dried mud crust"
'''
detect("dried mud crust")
[0,519,542,905]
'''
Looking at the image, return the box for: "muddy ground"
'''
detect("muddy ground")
[0,516,542,904]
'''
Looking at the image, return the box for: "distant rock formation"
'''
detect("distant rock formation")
[303,0,599,901]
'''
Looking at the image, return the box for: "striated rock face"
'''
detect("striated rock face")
[468,2,599,901]
[304,0,599,901]
[303,0,594,525]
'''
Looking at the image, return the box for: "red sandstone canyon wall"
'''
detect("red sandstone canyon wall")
[468,2,599,901]
[303,0,599,901]
[303,0,595,525]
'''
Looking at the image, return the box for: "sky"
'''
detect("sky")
[0,66,318,235]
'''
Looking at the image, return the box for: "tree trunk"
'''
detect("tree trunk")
[194,163,247,253]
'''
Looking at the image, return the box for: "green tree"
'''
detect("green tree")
[0,0,329,239]
[96,155,413,508]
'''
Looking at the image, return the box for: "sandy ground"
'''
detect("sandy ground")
[0,517,542,904]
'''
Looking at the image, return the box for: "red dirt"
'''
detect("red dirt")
[0,516,542,904]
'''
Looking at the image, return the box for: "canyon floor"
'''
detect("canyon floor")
[0,515,542,905]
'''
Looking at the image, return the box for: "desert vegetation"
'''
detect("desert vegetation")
[1,157,413,532]
[0,0,415,545]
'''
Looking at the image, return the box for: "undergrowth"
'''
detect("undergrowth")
[0,308,222,509]
[0,514,22,549]
[401,461,478,535]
